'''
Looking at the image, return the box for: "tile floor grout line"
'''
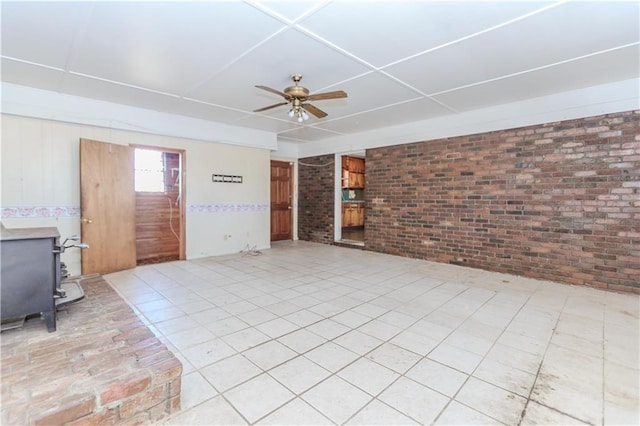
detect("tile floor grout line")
[135,270,480,423]
[345,280,508,425]
[103,241,638,425]
[427,283,512,425]
[167,274,398,423]
[432,278,576,424]
[516,290,595,426]
[206,274,461,425]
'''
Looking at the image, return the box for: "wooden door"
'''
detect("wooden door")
[80,138,137,274]
[270,160,293,241]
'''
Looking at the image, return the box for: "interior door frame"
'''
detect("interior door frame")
[132,144,187,260]
[270,160,294,242]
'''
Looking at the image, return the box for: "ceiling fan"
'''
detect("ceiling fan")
[253,74,347,122]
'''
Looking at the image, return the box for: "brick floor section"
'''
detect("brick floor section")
[1,275,182,425]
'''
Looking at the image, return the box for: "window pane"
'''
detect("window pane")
[135,149,164,192]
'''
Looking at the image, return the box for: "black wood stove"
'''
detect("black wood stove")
[1,225,87,332]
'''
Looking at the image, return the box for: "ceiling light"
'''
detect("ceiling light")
[288,103,309,123]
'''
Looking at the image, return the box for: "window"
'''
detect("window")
[134,149,165,192]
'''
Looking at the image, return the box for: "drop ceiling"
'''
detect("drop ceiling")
[1,1,638,146]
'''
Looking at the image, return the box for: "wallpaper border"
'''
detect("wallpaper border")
[1,204,270,218]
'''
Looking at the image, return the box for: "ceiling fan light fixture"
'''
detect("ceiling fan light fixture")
[287,103,309,123]
[254,74,347,121]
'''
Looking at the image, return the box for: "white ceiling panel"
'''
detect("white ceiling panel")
[315,98,452,135]
[69,2,285,95]
[186,28,371,109]
[61,73,179,114]
[232,114,306,134]
[252,1,327,22]
[298,1,552,67]
[314,72,424,117]
[168,99,251,125]
[385,1,639,95]
[433,46,640,112]
[1,1,638,146]
[1,2,90,68]
[278,124,345,143]
[0,59,65,93]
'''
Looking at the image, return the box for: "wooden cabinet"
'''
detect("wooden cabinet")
[351,172,365,188]
[342,203,365,227]
[356,203,365,225]
[349,157,365,173]
[341,156,365,189]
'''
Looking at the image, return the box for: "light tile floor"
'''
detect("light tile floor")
[104,241,640,425]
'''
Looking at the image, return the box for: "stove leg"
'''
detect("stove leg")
[43,310,56,332]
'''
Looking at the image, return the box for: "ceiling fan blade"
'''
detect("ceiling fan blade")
[255,85,290,99]
[307,90,348,101]
[253,102,289,113]
[301,103,328,118]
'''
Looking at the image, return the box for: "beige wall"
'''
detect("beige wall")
[1,114,270,275]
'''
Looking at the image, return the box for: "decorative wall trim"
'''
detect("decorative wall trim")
[1,206,81,219]
[188,204,269,213]
[1,204,270,218]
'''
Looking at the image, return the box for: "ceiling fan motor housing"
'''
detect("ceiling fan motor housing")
[284,85,309,99]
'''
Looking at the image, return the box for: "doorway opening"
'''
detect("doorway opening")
[134,147,185,265]
[340,154,365,246]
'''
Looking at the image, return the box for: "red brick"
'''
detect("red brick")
[148,400,171,423]
[150,356,182,385]
[135,350,175,369]
[168,377,182,398]
[119,384,166,420]
[32,393,96,426]
[67,407,117,425]
[100,371,152,405]
[1,402,28,425]
[169,395,181,413]
[117,412,149,426]
[29,341,70,359]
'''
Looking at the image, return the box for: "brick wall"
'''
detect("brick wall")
[366,110,639,293]
[298,154,335,244]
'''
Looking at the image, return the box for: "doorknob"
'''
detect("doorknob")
[81,218,93,224]
[287,206,292,210]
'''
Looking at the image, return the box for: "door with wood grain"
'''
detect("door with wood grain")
[270,160,293,241]
[80,138,137,274]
